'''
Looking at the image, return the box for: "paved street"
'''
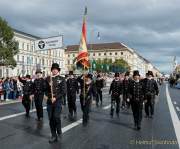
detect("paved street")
[0,83,179,149]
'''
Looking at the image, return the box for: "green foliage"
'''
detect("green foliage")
[0,17,19,67]
[92,58,130,73]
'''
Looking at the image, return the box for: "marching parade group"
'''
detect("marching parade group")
[0,62,159,143]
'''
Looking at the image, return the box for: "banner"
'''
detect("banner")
[35,36,63,51]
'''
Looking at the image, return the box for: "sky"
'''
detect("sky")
[0,0,180,74]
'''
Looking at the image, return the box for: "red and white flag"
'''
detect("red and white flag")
[76,7,90,69]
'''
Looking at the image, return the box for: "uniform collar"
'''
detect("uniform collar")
[133,79,140,83]
[52,74,59,78]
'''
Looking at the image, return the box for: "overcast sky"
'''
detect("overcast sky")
[0,0,180,74]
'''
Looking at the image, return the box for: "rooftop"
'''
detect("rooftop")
[13,28,40,39]
[66,42,128,52]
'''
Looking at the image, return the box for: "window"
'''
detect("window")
[17,55,19,62]
[93,53,95,56]
[17,69,19,75]
[27,57,29,64]
[104,53,106,55]
[6,69,9,76]
[68,60,70,65]
[27,44,29,51]
[73,54,75,57]
[22,43,24,50]
[0,69,2,78]
[110,53,112,55]
[31,57,33,64]
[31,45,34,51]
[121,52,123,55]
[17,41,19,49]
[42,59,44,65]
[99,53,101,56]
[22,56,24,63]
[68,54,70,57]
[115,52,117,55]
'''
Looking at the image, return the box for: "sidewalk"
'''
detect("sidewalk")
[0,99,21,106]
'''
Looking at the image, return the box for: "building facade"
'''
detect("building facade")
[66,42,160,77]
[0,29,66,78]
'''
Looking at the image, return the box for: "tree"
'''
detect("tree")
[0,17,18,68]
[112,59,130,73]
[93,58,130,73]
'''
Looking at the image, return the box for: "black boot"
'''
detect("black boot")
[137,126,141,130]
[116,112,119,118]
[57,130,62,138]
[49,136,58,143]
[25,112,30,118]
[110,108,114,118]
[74,112,77,119]
[137,122,141,130]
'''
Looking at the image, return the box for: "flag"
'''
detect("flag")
[76,6,90,69]
[97,32,100,40]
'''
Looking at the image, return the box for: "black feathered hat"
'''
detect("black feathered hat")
[114,72,119,77]
[26,75,31,79]
[125,71,130,76]
[147,71,154,77]
[35,69,42,74]
[133,70,140,77]
[69,71,73,75]
[51,63,60,71]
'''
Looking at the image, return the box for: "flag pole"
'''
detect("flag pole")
[83,64,86,105]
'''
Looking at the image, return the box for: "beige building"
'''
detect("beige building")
[66,42,160,76]
[175,65,180,74]
[0,29,66,78]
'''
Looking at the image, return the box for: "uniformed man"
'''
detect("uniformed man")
[77,74,93,126]
[109,72,123,118]
[95,74,104,106]
[128,70,144,130]
[19,75,34,118]
[122,71,131,109]
[144,71,159,118]
[62,74,68,106]
[33,69,47,121]
[66,71,79,120]
[45,63,67,143]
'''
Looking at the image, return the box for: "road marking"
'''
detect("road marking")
[174,101,177,105]
[0,107,46,121]
[62,119,82,133]
[166,84,180,148]
[0,104,111,136]
[176,107,180,112]
[103,104,111,110]
[0,103,111,121]
[63,104,111,133]
[0,100,21,106]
